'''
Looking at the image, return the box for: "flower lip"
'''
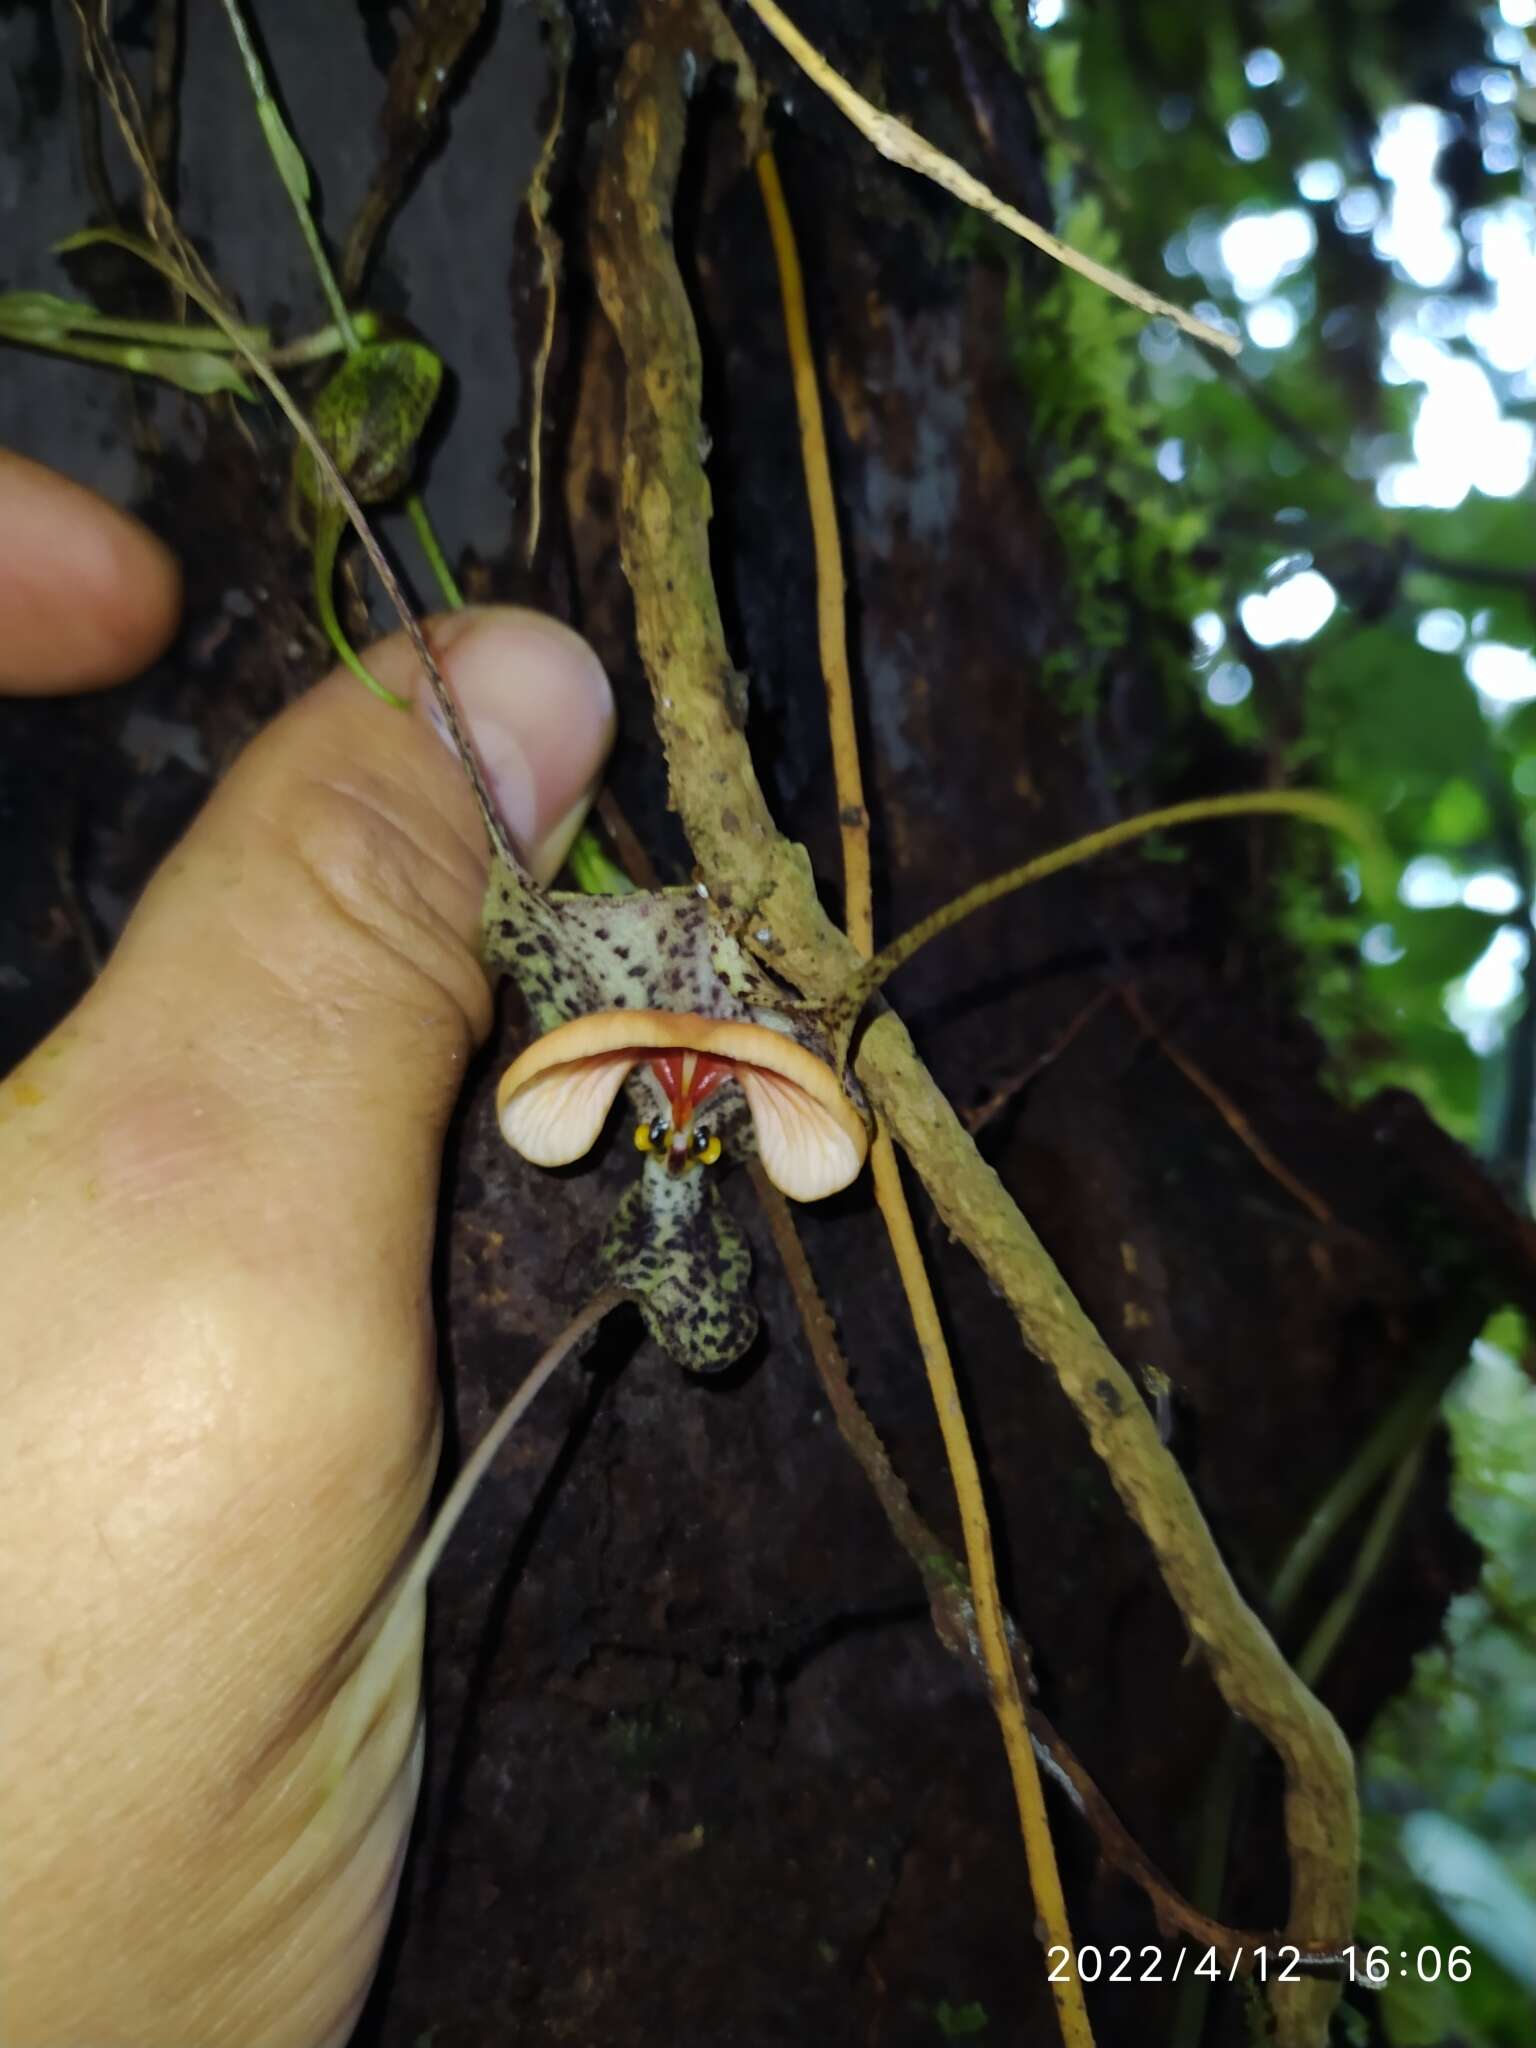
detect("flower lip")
[496,1008,869,1202]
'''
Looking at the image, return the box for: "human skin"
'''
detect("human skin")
[0,450,615,2045]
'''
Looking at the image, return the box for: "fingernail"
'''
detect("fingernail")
[425,609,615,874]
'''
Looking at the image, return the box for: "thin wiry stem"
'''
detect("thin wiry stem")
[320,1292,618,1790]
[1294,1440,1430,1691]
[754,1161,1345,1976]
[67,0,222,303]
[1172,1361,1447,2045]
[1268,1360,1448,1623]
[74,33,119,225]
[864,791,1373,993]
[312,509,409,706]
[524,6,571,566]
[406,494,466,610]
[1120,986,1336,1228]
[217,0,360,349]
[869,1141,1097,2048]
[148,0,181,196]
[756,148,871,951]
[59,227,517,874]
[398,476,621,890]
[760,135,1093,2047]
[217,5,480,718]
[0,303,265,350]
[741,0,1238,356]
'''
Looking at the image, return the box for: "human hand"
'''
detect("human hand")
[0,450,614,2045]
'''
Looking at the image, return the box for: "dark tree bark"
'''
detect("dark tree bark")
[1,4,1523,2044]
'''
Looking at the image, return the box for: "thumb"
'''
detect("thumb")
[0,608,611,2047]
[81,604,613,1209]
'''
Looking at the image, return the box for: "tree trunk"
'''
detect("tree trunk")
[2,4,1524,2044]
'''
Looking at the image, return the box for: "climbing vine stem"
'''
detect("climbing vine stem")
[755,148,871,951]
[861,791,1377,993]
[868,1142,1096,2048]
[759,136,1093,2044]
[740,0,1238,356]
[592,12,1358,2045]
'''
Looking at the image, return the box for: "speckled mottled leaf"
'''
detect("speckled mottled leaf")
[485,862,772,1021]
[482,858,849,1106]
[295,339,443,506]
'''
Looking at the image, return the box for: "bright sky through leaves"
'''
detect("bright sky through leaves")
[1166,8,1536,1065]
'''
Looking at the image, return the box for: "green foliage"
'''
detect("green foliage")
[989,1,1533,1160]
[1,287,122,334]
[934,1998,990,2039]
[1358,1331,1536,2046]
[1012,11,1536,2034]
[219,0,312,205]
[1278,622,1512,1142]
[988,1,1024,74]
[256,95,312,208]
[565,829,636,896]
[1401,497,1536,652]
[294,342,445,709]
[0,288,259,397]
[1302,629,1493,796]
[999,194,1219,719]
[1048,0,1536,1163]
[1024,0,1535,1161]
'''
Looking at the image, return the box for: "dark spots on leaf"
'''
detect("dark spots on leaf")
[1095,1378,1124,1416]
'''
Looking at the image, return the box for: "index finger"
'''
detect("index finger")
[0,449,183,695]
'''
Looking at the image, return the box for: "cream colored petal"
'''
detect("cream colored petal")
[498,1050,638,1166]
[738,1066,866,1201]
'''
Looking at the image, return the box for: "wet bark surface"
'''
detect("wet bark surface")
[0,4,1514,2043]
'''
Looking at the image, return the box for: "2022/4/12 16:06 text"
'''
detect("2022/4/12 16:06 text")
[1044,1944,1473,1984]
